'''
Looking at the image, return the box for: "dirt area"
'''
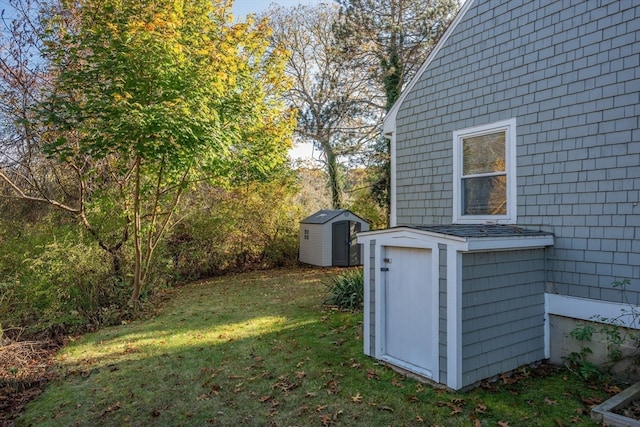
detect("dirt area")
[613,398,640,420]
[0,339,61,427]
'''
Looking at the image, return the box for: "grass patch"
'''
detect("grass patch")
[17,267,611,426]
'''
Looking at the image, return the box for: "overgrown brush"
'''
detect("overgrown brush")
[324,268,364,310]
[0,223,130,339]
[163,182,300,283]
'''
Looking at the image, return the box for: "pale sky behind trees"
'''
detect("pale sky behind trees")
[232,0,321,162]
[232,0,320,20]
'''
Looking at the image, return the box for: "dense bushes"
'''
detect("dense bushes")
[0,180,302,339]
[162,181,301,283]
[0,222,129,338]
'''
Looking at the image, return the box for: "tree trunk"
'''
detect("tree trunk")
[326,149,342,209]
[130,157,143,306]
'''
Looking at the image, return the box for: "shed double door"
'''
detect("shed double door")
[382,246,434,377]
[332,221,361,267]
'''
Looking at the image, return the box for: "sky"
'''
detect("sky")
[230,1,321,162]
[232,0,320,20]
[231,0,322,162]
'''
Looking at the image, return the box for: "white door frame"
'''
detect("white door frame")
[371,234,440,383]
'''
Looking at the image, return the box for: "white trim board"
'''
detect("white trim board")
[452,118,518,225]
[545,294,640,330]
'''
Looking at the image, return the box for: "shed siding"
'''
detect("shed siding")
[394,0,640,304]
[438,244,448,384]
[320,221,333,266]
[460,250,546,386]
[299,225,324,266]
[368,240,376,356]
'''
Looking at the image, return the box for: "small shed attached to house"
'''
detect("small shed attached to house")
[299,209,370,267]
[358,224,554,390]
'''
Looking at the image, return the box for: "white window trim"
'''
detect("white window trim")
[452,118,517,224]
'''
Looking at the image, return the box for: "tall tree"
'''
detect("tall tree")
[1,0,294,303]
[335,0,460,217]
[266,3,382,209]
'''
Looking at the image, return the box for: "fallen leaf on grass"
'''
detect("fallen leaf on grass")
[366,369,379,380]
[320,413,333,426]
[544,397,558,405]
[272,375,299,393]
[351,392,363,403]
[498,422,511,427]
[324,379,340,395]
[475,403,487,414]
[320,409,344,426]
[450,406,463,416]
[391,376,404,388]
[580,396,602,406]
[470,415,482,427]
[98,402,121,417]
[604,384,621,394]
[258,395,272,403]
[501,373,518,384]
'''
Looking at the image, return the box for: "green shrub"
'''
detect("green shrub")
[0,223,129,338]
[163,181,301,283]
[324,268,364,311]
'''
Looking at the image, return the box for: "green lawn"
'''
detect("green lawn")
[17,267,610,426]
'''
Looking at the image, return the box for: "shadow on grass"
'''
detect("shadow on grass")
[17,267,610,427]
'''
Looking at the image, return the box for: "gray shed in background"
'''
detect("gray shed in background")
[299,209,370,267]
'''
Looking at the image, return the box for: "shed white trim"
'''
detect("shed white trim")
[447,248,463,389]
[545,294,640,330]
[358,227,553,252]
[362,231,441,383]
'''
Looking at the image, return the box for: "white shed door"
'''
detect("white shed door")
[383,246,433,376]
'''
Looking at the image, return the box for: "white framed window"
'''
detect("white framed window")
[304,229,309,240]
[452,118,517,224]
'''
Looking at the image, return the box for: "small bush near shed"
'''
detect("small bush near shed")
[324,268,364,310]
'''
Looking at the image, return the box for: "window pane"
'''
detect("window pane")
[462,131,505,175]
[462,175,507,215]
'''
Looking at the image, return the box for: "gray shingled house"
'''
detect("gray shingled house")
[299,209,370,267]
[357,0,639,390]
